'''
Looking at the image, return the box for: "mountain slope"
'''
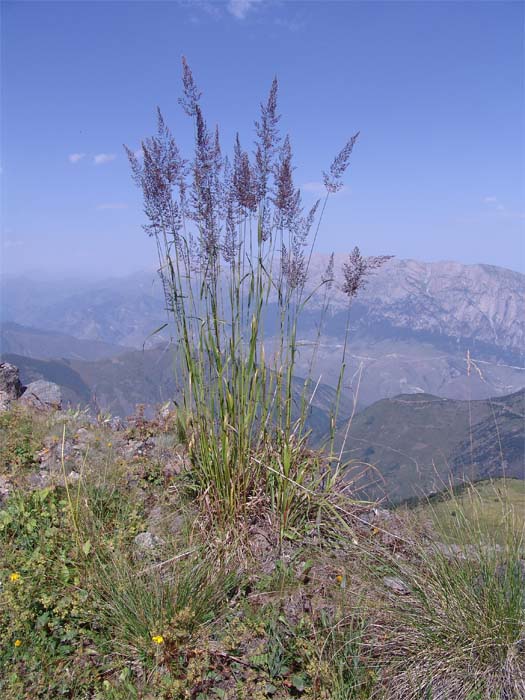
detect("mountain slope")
[305,257,525,358]
[2,258,524,405]
[1,349,355,441]
[334,389,524,503]
[3,258,524,356]
[1,322,129,361]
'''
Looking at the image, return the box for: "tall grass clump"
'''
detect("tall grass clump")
[374,482,525,699]
[126,58,389,528]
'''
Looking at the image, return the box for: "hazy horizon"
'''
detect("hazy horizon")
[2,252,525,284]
[2,1,524,278]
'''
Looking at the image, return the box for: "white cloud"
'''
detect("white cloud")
[96,202,128,210]
[93,153,116,166]
[68,153,86,164]
[482,195,524,220]
[302,181,348,196]
[227,0,260,20]
[302,181,325,194]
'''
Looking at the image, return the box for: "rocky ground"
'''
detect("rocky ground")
[0,361,523,700]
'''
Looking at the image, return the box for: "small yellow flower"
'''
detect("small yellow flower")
[9,572,20,582]
[335,574,343,584]
[14,639,22,647]
[107,442,112,447]
[151,635,164,645]
[372,527,380,536]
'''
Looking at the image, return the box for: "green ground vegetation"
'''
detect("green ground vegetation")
[0,407,523,699]
[410,478,525,546]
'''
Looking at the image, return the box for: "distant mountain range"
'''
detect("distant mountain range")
[305,256,524,358]
[2,255,523,504]
[1,322,129,361]
[2,258,524,407]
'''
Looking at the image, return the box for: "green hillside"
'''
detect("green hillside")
[333,390,524,503]
[409,478,525,545]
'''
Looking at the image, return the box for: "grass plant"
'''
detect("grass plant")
[125,58,389,531]
[372,482,525,699]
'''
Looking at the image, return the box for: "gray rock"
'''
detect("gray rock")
[27,471,50,490]
[133,531,165,554]
[0,475,11,506]
[383,576,410,595]
[122,439,148,460]
[0,362,24,412]
[163,456,188,478]
[431,541,504,561]
[147,506,184,536]
[158,401,176,421]
[19,380,62,411]
[108,416,123,431]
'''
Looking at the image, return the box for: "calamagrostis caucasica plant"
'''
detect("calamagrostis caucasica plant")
[126,58,389,528]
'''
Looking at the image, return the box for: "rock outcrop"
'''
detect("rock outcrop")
[306,256,525,357]
[0,362,24,412]
[19,380,62,410]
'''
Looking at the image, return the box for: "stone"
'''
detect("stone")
[163,456,187,478]
[122,439,147,460]
[27,471,50,490]
[108,416,123,431]
[19,380,62,411]
[0,362,24,412]
[158,401,176,420]
[146,506,184,537]
[0,475,11,506]
[383,576,410,595]
[133,531,165,555]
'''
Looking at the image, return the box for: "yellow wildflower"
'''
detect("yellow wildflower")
[9,572,20,582]
[335,574,343,584]
[107,442,112,447]
[14,639,22,647]
[151,635,164,645]
[372,527,380,536]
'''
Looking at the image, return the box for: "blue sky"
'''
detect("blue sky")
[1,0,524,277]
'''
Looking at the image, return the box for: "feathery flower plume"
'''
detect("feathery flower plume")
[222,157,238,264]
[274,135,297,230]
[281,243,305,291]
[124,109,186,242]
[281,198,320,292]
[322,252,335,290]
[233,134,257,212]
[191,106,223,269]
[302,199,320,239]
[179,56,202,117]
[323,132,360,193]
[254,77,281,203]
[342,247,393,299]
